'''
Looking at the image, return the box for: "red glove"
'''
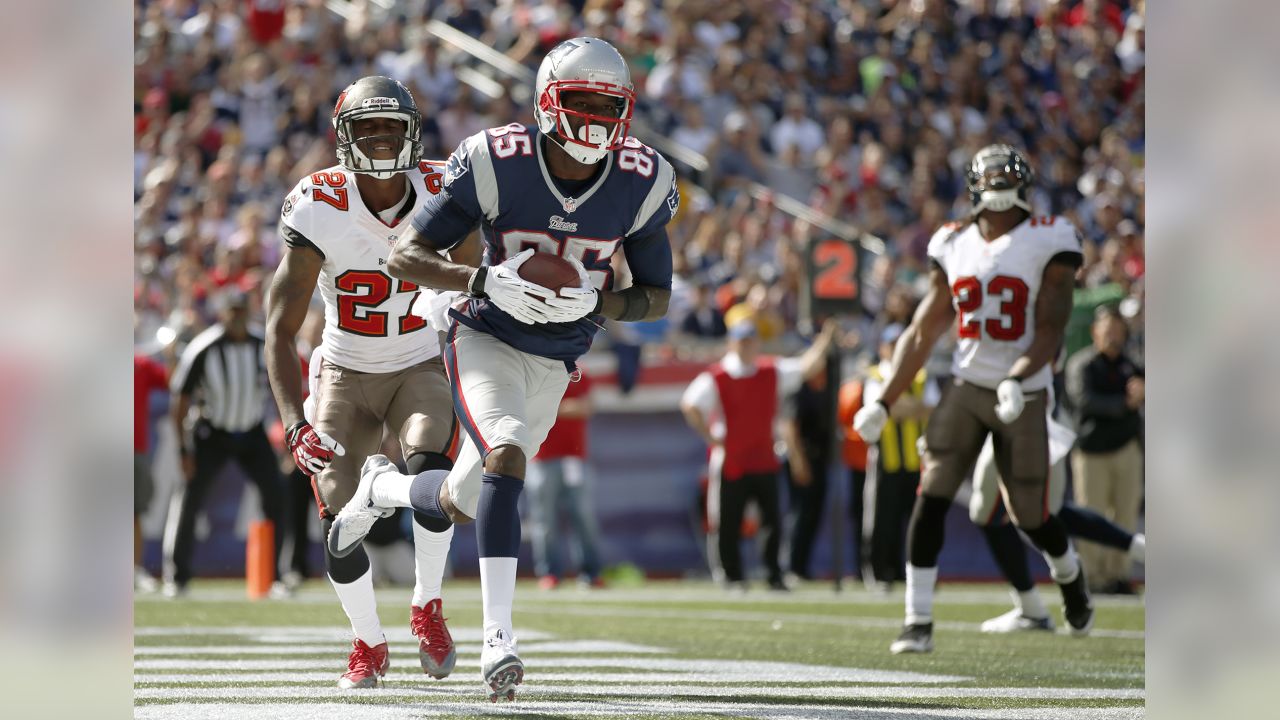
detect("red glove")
[285,421,345,475]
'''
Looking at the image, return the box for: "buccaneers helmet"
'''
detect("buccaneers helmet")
[966,144,1034,215]
[332,76,423,179]
[534,37,635,165]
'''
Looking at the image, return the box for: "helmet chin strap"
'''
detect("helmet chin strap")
[351,145,409,179]
[977,189,1031,214]
[549,119,612,165]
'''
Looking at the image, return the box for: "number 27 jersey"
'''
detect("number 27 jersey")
[278,163,446,373]
[926,216,1082,391]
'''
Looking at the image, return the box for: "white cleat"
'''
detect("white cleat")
[980,608,1055,634]
[328,455,397,558]
[481,629,524,702]
[1128,533,1146,565]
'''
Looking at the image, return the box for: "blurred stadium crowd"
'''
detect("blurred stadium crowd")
[133,0,1145,585]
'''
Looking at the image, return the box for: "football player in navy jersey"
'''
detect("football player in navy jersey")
[326,37,678,702]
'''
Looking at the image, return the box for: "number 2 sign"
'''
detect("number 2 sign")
[805,237,862,317]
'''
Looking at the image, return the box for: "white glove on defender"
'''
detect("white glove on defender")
[411,289,463,332]
[995,378,1026,424]
[481,249,556,325]
[852,401,889,444]
[542,257,599,323]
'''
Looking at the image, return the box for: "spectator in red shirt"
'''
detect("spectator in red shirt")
[135,352,169,593]
[244,0,286,46]
[525,372,604,590]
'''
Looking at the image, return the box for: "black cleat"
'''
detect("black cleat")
[1060,567,1095,636]
[890,622,934,654]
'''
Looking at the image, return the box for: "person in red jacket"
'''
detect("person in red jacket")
[681,313,837,591]
[526,371,602,590]
[135,352,169,592]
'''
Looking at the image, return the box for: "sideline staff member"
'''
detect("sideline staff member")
[681,310,836,591]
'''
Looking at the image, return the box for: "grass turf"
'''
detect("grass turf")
[135,579,1144,718]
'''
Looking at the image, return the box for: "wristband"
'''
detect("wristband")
[591,290,604,315]
[468,266,488,297]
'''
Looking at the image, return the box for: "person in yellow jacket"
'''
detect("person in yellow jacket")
[860,324,938,591]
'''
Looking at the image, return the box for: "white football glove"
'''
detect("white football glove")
[479,248,556,325]
[410,288,463,332]
[994,378,1026,424]
[541,256,599,323]
[852,401,889,444]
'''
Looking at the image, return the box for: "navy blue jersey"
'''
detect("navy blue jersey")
[411,123,678,362]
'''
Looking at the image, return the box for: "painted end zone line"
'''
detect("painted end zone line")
[133,685,1144,701]
[134,656,969,684]
[134,701,1145,720]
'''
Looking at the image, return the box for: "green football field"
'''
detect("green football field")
[134,579,1144,719]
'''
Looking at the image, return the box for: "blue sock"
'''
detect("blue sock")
[476,473,523,558]
[405,453,454,532]
[409,470,451,523]
[1060,504,1133,552]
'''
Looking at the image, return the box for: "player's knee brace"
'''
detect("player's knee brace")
[405,451,452,475]
[406,452,455,531]
[907,495,952,568]
[321,516,371,583]
[1021,515,1069,557]
[414,510,453,533]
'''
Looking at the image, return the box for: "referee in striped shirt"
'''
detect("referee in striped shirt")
[162,291,284,596]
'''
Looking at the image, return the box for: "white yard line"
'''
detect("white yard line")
[135,584,1146,609]
[133,684,1143,701]
[133,657,968,684]
[133,701,1145,720]
[135,626,552,641]
[135,640,667,656]
[512,602,1146,640]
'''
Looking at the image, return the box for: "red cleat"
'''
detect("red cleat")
[411,599,457,679]
[338,639,389,689]
[538,575,560,590]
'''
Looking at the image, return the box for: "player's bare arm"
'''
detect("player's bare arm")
[879,265,956,407]
[265,246,322,428]
[446,231,482,268]
[1006,259,1076,382]
[386,225,476,291]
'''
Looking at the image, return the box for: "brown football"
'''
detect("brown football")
[517,251,580,294]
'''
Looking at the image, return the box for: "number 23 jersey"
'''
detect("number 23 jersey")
[926,216,1082,391]
[278,163,446,373]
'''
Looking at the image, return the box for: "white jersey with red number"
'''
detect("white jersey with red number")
[279,162,447,373]
[926,215,1081,391]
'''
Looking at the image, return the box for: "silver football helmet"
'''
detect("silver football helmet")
[332,76,423,179]
[534,37,635,165]
[966,144,1034,215]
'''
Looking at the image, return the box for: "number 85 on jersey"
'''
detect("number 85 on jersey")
[804,236,863,317]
